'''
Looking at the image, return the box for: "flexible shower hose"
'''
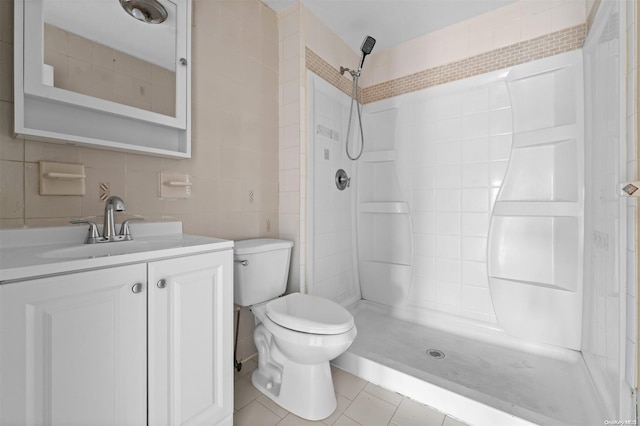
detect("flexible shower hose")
[345,73,365,161]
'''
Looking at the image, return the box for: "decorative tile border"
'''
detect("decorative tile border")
[362,24,586,104]
[305,48,361,99]
[305,23,587,105]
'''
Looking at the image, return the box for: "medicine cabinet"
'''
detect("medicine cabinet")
[14,0,191,157]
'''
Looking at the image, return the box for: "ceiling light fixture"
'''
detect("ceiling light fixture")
[119,0,167,24]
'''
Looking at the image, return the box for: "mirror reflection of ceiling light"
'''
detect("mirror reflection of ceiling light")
[119,0,167,24]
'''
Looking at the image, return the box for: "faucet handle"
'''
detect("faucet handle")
[119,218,144,241]
[70,220,100,244]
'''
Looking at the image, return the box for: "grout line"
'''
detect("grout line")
[255,396,286,420]
[387,395,404,426]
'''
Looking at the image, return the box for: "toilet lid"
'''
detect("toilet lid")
[265,293,354,335]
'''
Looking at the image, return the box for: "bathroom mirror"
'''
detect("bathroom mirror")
[42,0,178,118]
[15,0,191,157]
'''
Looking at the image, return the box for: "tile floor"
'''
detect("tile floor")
[233,359,470,426]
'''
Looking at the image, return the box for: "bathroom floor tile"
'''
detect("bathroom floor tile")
[321,394,351,425]
[233,365,470,426]
[390,398,445,426]
[234,375,260,412]
[257,394,289,418]
[443,416,468,426]
[363,383,403,407]
[343,391,397,426]
[331,367,367,400]
[276,413,325,425]
[234,400,281,426]
[332,415,361,426]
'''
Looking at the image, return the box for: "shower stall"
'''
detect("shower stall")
[306,1,634,425]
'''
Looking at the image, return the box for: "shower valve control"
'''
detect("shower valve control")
[335,169,351,191]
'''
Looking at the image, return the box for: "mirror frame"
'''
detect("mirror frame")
[25,0,187,128]
[14,0,191,158]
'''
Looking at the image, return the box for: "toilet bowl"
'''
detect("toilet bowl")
[233,239,357,421]
[252,293,357,420]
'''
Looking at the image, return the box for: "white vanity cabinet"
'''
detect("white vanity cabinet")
[148,251,233,426]
[0,264,148,426]
[0,247,233,426]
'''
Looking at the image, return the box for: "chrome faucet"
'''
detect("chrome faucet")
[103,196,126,241]
[71,196,143,243]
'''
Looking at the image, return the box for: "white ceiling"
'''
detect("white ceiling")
[263,0,519,52]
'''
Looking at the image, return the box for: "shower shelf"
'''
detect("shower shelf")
[487,275,575,292]
[492,201,580,217]
[360,260,412,267]
[512,124,578,148]
[358,202,409,214]
[488,49,584,350]
[361,150,397,162]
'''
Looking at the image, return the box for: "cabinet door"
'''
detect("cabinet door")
[148,250,233,426]
[0,264,147,426]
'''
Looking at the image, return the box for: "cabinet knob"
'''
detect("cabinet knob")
[131,282,144,294]
[157,279,167,289]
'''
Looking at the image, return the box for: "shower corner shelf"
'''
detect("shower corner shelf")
[358,202,409,214]
[512,124,578,148]
[361,150,396,162]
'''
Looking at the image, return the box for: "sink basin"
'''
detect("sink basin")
[39,240,181,259]
[0,222,233,282]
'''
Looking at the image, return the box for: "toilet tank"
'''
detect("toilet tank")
[233,239,293,306]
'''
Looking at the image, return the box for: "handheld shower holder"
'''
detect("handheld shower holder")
[341,35,376,161]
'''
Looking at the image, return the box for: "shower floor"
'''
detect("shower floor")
[332,301,605,426]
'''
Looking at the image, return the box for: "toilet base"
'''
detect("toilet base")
[251,339,337,421]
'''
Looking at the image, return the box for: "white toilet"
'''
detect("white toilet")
[234,239,357,421]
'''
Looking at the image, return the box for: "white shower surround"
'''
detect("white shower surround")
[306,1,633,420]
[582,0,633,418]
[306,77,361,305]
[351,49,586,351]
[356,68,513,326]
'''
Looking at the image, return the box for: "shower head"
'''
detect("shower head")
[358,36,376,70]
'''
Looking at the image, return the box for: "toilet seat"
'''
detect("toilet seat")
[266,293,354,335]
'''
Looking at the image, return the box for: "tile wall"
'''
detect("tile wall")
[362,24,586,104]
[402,81,512,322]
[359,0,588,88]
[0,0,279,361]
[43,24,176,116]
[307,74,360,306]
[278,5,303,294]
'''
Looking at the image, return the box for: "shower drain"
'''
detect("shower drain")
[426,349,446,359]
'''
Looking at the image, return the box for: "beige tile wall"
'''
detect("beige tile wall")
[359,0,588,88]
[305,48,357,98]
[43,24,177,117]
[0,0,279,361]
[362,24,587,104]
[278,4,303,294]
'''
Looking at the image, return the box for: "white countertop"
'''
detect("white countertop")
[0,222,233,282]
